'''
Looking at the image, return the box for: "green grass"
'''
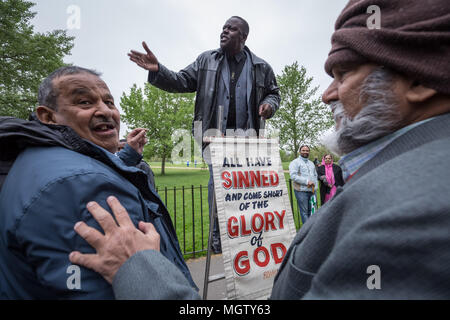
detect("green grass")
[149,161,208,170]
[152,167,210,188]
[149,165,321,260]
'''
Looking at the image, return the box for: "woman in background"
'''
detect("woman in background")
[317,154,344,205]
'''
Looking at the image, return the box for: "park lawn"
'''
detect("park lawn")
[150,167,319,259]
[151,167,210,188]
[149,161,207,170]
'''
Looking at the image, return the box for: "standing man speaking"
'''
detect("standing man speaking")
[128,16,280,253]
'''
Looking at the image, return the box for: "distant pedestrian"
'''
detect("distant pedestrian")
[317,154,344,205]
[289,145,318,225]
[313,157,319,167]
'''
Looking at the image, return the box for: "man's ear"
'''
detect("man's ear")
[36,106,57,124]
[405,81,437,103]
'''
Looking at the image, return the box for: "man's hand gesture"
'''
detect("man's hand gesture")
[259,103,273,120]
[127,128,147,155]
[128,41,159,72]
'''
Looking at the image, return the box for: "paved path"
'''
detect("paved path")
[186,254,227,300]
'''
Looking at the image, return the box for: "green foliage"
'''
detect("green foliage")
[310,144,341,163]
[267,61,334,157]
[120,83,195,174]
[0,0,74,119]
[279,149,293,162]
[282,145,340,164]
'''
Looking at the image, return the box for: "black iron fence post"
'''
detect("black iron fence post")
[182,186,186,254]
[200,185,204,252]
[191,185,195,258]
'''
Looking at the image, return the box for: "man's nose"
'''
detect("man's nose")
[95,101,113,118]
[322,80,338,105]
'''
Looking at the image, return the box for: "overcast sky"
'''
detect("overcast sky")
[31,0,349,138]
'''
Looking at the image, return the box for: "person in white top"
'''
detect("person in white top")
[289,145,318,225]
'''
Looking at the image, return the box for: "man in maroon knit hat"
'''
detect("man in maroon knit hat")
[271,0,450,299]
[67,0,450,300]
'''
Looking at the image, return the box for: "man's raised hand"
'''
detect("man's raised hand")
[128,41,159,72]
[127,128,147,154]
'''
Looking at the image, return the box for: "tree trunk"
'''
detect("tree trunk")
[161,155,166,175]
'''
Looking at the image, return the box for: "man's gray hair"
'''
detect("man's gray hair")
[38,66,101,110]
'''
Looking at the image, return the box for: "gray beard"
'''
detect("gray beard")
[320,67,404,156]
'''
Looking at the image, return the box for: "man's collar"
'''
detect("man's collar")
[339,116,437,181]
[226,50,246,62]
[299,156,309,162]
[235,50,246,62]
[215,46,263,64]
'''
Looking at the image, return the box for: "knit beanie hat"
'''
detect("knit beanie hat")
[325,0,450,95]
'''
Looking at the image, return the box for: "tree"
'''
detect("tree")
[0,0,74,119]
[120,83,195,175]
[267,62,334,157]
[309,144,341,165]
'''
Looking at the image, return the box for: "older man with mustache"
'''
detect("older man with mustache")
[271,0,450,299]
[0,66,196,299]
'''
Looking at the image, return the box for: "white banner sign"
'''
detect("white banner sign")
[209,137,296,300]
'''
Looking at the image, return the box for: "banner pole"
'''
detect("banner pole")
[202,106,224,300]
[202,194,217,299]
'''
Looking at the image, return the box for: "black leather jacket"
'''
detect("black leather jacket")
[148,46,280,141]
